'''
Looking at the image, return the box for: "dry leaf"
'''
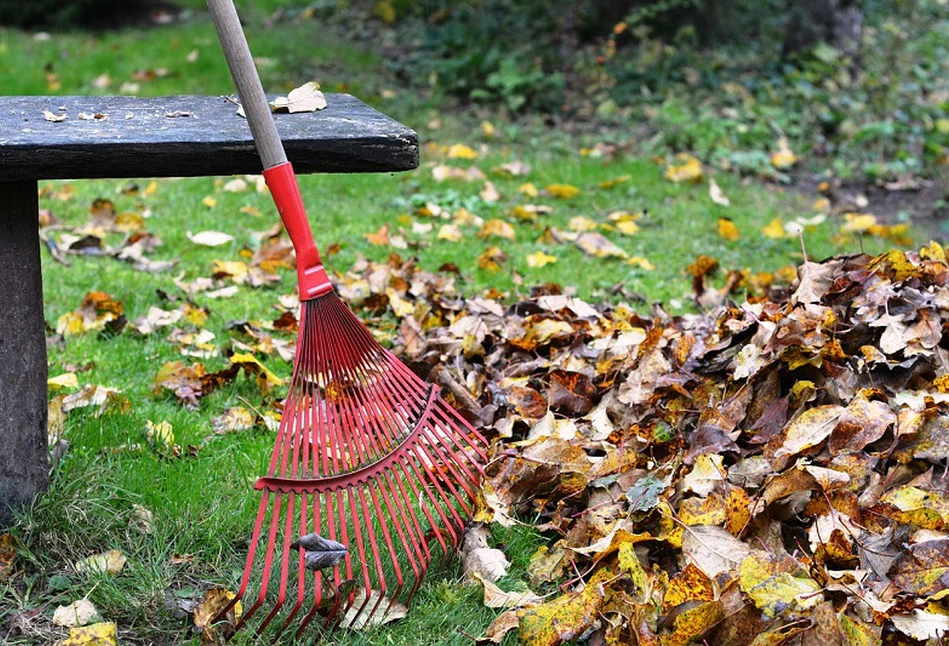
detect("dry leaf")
[187,230,234,247]
[271,81,327,113]
[55,622,117,646]
[75,549,126,575]
[337,589,408,629]
[53,598,99,627]
[664,153,704,183]
[709,178,730,206]
[472,571,542,609]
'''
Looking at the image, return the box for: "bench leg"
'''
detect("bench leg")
[0,181,48,528]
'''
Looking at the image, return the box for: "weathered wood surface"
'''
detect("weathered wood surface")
[0,94,418,180]
[0,181,48,528]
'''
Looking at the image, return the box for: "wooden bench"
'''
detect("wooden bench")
[0,94,418,527]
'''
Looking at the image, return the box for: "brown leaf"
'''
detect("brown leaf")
[509,386,548,419]
[547,370,596,416]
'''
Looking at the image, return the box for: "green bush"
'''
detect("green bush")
[0,0,159,29]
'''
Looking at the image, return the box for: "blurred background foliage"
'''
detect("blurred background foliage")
[2,0,949,183]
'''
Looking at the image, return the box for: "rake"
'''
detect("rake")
[205,0,488,640]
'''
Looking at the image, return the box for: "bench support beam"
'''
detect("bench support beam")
[0,181,48,528]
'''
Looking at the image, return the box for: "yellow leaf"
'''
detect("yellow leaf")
[193,588,242,641]
[386,288,415,318]
[616,220,640,236]
[230,352,284,386]
[481,120,496,138]
[663,153,704,183]
[48,373,79,390]
[770,136,798,169]
[880,486,949,530]
[627,256,654,270]
[447,143,478,160]
[739,553,822,619]
[143,180,158,196]
[437,224,463,242]
[55,621,117,646]
[663,600,724,646]
[545,183,581,199]
[568,216,598,232]
[575,232,627,259]
[662,563,715,614]
[717,218,740,241]
[519,182,539,197]
[201,196,217,208]
[518,569,611,646]
[527,251,557,268]
[813,197,831,213]
[145,420,175,454]
[478,219,516,240]
[211,260,249,283]
[75,550,126,575]
[761,217,790,239]
[477,246,508,271]
[841,212,878,233]
[617,538,650,596]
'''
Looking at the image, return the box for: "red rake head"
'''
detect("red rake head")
[214,291,488,641]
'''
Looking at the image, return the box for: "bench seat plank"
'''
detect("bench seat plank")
[0,94,418,180]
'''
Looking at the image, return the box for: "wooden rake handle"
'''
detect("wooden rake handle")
[206,0,332,298]
[206,0,287,169]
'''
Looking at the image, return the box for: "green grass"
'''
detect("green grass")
[0,4,917,644]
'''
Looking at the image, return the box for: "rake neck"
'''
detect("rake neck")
[264,162,333,300]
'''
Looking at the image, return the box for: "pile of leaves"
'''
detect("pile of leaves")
[345,243,949,644]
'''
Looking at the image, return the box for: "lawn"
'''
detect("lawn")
[0,2,917,644]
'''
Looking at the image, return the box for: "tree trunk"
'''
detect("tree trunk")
[782,0,863,60]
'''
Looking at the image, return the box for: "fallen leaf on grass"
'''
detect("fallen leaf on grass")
[478,219,515,240]
[717,218,740,240]
[447,143,478,159]
[193,588,241,641]
[75,549,126,575]
[438,224,463,242]
[480,181,501,203]
[53,598,99,627]
[575,232,627,259]
[462,525,510,582]
[545,183,581,199]
[526,251,557,268]
[337,589,408,629]
[55,621,116,646]
[493,161,531,177]
[472,571,542,609]
[709,178,730,206]
[145,420,177,456]
[222,178,247,192]
[62,385,121,415]
[770,136,798,169]
[48,373,79,390]
[477,609,519,645]
[186,230,234,247]
[271,81,326,113]
[477,246,508,271]
[211,407,256,434]
[664,153,703,183]
[762,217,792,239]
